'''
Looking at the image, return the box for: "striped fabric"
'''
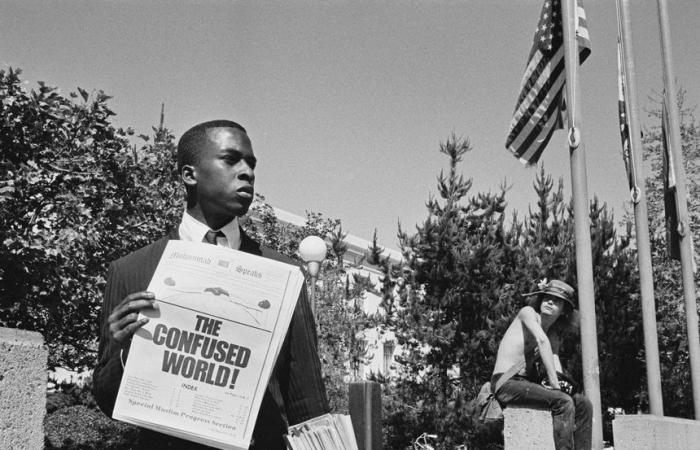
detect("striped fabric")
[505,0,591,165]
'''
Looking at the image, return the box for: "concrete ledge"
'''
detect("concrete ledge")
[503,406,555,450]
[0,327,47,449]
[613,414,700,450]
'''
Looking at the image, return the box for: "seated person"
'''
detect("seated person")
[491,279,592,450]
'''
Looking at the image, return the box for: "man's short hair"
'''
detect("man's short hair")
[177,120,247,173]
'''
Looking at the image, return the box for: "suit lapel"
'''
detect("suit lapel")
[239,227,262,256]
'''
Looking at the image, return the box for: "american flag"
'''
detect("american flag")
[505,0,591,165]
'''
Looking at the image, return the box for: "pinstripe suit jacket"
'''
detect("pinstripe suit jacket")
[93,229,329,449]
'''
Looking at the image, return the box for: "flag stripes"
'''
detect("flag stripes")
[576,4,590,42]
[506,0,591,165]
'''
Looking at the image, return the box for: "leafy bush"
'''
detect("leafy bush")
[0,67,181,370]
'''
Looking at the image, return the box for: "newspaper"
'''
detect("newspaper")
[112,240,305,450]
[284,413,359,450]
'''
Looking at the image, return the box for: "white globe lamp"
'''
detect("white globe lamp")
[298,236,327,318]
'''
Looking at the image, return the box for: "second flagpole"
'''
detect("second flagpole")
[618,0,664,416]
[560,0,603,447]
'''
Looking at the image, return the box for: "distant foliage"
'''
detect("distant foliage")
[245,194,341,258]
[245,197,376,413]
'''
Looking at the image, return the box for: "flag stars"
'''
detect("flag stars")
[508,0,590,166]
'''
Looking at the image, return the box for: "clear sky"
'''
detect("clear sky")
[2,0,698,251]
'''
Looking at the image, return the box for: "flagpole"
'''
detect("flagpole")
[656,0,700,418]
[560,0,603,446]
[618,0,664,416]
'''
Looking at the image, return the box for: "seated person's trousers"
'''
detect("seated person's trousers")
[492,373,592,450]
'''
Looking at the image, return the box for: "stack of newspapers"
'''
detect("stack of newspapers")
[285,413,359,450]
[112,240,305,450]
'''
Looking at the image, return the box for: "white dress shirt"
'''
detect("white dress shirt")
[177,211,242,250]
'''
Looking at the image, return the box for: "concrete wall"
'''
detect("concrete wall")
[503,406,555,450]
[0,327,47,449]
[613,414,700,450]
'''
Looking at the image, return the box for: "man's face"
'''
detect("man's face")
[540,295,565,320]
[192,126,257,220]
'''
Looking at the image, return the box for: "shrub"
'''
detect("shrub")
[45,378,140,449]
[45,405,140,450]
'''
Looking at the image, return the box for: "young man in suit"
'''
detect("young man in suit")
[491,279,592,450]
[93,120,329,449]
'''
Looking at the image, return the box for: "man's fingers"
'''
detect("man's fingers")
[108,294,157,323]
[109,312,138,336]
[107,291,157,343]
[117,291,156,311]
[112,315,149,343]
[114,311,141,331]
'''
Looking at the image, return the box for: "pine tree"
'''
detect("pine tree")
[381,135,519,448]
[366,229,385,266]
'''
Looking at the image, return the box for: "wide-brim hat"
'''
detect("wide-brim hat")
[523,279,577,310]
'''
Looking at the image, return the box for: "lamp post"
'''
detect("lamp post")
[298,235,326,320]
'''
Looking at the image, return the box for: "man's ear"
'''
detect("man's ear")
[181,165,197,188]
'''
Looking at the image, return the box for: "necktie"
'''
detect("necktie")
[204,230,224,245]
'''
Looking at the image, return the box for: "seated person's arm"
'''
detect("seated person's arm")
[553,354,563,373]
[518,306,560,388]
[549,332,563,373]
